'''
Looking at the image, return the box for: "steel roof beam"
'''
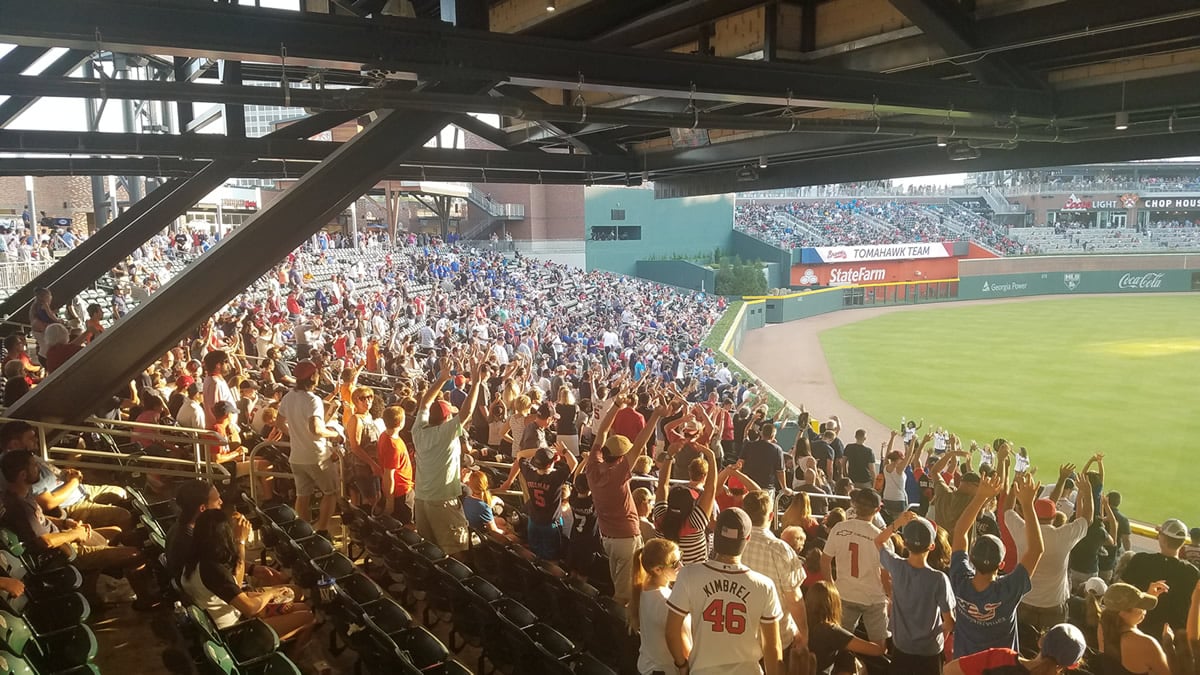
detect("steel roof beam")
[0,0,1054,119]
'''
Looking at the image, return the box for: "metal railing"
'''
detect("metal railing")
[0,415,232,483]
[0,260,54,294]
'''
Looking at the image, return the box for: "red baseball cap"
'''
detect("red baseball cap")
[1034,498,1058,521]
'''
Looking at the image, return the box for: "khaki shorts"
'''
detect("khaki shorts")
[292,462,340,497]
[414,498,469,555]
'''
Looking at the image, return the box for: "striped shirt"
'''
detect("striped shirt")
[653,500,711,566]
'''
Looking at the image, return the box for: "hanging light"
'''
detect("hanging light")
[758,155,768,169]
[1114,81,1129,130]
[936,137,948,147]
[545,0,556,11]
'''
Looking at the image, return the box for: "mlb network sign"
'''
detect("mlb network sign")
[802,242,953,264]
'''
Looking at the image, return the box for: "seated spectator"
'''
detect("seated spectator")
[180,509,314,647]
[1,421,133,531]
[0,449,152,605]
[175,381,205,429]
[462,469,511,538]
[2,335,41,381]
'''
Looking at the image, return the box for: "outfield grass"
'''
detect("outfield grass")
[819,294,1200,525]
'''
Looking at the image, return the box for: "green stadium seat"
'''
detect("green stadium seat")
[0,552,82,599]
[0,611,98,674]
[187,606,279,667]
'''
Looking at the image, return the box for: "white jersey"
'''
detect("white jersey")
[667,560,782,675]
[933,432,948,452]
[822,519,890,605]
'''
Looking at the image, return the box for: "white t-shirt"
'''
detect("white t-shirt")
[1004,510,1088,607]
[823,519,890,605]
[176,399,205,430]
[933,432,948,451]
[278,390,329,465]
[639,587,689,675]
[667,560,782,675]
[883,466,907,502]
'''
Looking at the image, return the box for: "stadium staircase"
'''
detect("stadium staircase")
[773,211,830,245]
[459,186,524,241]
[981,186,1026,215]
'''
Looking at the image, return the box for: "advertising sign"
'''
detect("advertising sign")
[1141,197,1200,210]
[1062,194,1123,211]
[800,242,953,264]
[792,257,960,287]
[961,270,1190,300]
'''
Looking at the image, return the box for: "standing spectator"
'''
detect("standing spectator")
[949,473,1043,658]
[201,350,238,428]
[276,360,342,538]
[411,356,484,557]
[555,386,582,457]
[511,444,577,560]
[665,508,784,675]
[942,623,1087,675]
[843,429,876,490]
[804,580,886,675]
[28,287,59,366]
[821,489,891,647]
[1119,517,1200,638]
[632,538,686,675]
[742,490,809,667]
[1108,491,1132,554]
[1095,582,1171,675]
[586,387,664,610]
[653,442,718,567]
[377,406,413,524]
[873,511,956,675]
[741,422,789,497]
[1006,467,1093,633]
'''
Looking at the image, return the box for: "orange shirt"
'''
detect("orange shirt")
[377,433,413,496]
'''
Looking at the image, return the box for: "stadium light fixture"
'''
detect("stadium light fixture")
[936,137,948,147]
[1114,81,1128,130]
[546,0,555,11]
[758,155,768,168]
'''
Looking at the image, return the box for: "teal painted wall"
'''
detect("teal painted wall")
[584,187,735,277]
[634,260,718,292]
[958,270,1199,300]
[730,231,791,289]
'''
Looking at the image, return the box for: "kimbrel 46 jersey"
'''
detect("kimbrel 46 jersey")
[667,560,783,675]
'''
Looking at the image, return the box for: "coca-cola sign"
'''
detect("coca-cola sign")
[1118,273,1165,289]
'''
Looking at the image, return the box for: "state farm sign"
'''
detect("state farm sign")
[828,266,887,285]
[1118,272,1165,289]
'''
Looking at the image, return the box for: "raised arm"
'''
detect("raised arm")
[418,357,452,412]
[1012,472,1045,575]
[952,475,1003,552]
[696,445,719,517]
[876,510,916,549]
[1075,471,1095,524]
[458,357,487,426]
[657,442,680,504]
[1048,463,1076,505]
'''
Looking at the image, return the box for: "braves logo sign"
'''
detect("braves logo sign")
[1120,193,1139,209]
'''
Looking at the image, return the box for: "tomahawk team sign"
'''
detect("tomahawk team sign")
[801,242,955,264]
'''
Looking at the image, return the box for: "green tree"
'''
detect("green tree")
[715,256,767,295]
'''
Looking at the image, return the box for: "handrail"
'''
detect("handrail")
[44,445,232,481]
[85,415,220,475]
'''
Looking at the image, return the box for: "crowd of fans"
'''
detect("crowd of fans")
[734,199,980,250]
[4,230,1199,675]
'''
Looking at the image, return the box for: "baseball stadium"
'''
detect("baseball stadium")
[7,1,1200,674]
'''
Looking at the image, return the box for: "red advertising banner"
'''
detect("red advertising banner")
[792,256,961,287]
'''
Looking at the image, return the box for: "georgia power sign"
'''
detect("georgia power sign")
[803,242,954,264]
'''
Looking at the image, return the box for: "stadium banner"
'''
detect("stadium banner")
[959,270,1198,300]
[800,242,954,264]
[792,256,959,287]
